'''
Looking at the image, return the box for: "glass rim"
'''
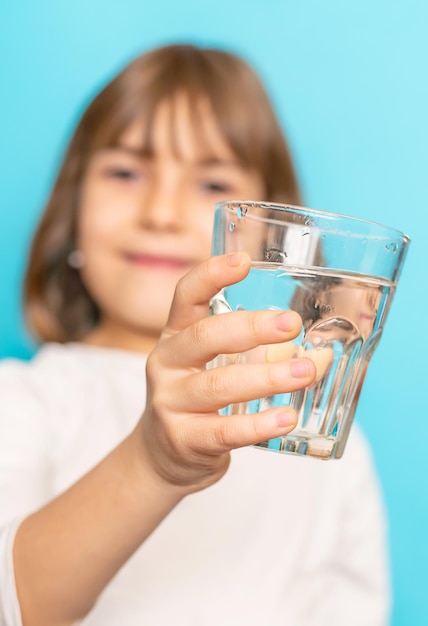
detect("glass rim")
[215,200,411,244]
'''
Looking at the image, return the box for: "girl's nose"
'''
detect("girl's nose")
[138,181,184,232]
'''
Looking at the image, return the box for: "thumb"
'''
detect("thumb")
[163,253,251,336]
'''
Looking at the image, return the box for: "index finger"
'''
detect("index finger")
[163,253,251,337]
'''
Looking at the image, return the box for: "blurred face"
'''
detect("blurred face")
[77,94,265,352]
[315,283,382,341]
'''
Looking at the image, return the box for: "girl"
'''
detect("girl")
[0,44,389,626]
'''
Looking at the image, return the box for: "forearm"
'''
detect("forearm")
[13,429,183,626]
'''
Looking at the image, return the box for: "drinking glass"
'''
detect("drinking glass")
[210,201,410,460]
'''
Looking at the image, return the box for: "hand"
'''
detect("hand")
[137,253,316,495]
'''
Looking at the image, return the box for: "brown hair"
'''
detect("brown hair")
[24,43,302,343]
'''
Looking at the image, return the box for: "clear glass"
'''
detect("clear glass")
[209,201,410,460]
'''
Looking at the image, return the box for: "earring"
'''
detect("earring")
[67,249,85,269]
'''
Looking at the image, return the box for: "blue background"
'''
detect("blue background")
[1,1,426,623]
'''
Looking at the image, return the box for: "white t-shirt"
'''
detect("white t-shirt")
[0,343,390,626]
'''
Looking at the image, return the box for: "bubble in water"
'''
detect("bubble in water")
[229,221,236,232]
[236,205,248,219]
[385,242,398,253]
[304,216,314,227]
[265,248,288,262]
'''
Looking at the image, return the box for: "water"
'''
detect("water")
[209,262,395,460]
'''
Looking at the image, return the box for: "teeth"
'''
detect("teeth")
[265,342,333,382]
[266,341,297,363]
[298,346,334,382]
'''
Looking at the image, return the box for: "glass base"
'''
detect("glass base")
[253,433,339,460]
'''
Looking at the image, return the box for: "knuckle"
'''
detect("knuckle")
[249,417,267,443]
[215,415,266,451]
[265,363,281,392]
[202,368,228,404]
[173,276,187,304]
[145,352,159,381]
[188,319,211,350]
[149,388,168,420]
[164,421,186,456]
[206,256,223,289]
[247,310,262,339]
[213,419,236,451]
[145,350,170,388]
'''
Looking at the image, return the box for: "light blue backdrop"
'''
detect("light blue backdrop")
[1,1,426,623]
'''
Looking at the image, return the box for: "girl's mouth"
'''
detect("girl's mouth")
[123,252,193,270]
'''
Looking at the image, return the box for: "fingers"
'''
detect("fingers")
[155,357,315,413]
[180,407,299,454]
[164,253,251,336]
[157,308,303,368]
[139,403,299,490]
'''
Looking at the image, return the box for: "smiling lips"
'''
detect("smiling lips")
[124,252,193,270]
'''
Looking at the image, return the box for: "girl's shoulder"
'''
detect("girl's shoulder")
[0,341,147,383]
[0,342,146,413]
[0,343,93,398]
[0,344,84,420]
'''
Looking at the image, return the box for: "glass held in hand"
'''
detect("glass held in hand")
[209,201,410,460]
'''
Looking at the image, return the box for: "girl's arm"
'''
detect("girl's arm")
[13,253,315,626]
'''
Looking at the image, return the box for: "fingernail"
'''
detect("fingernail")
[277,410,297,428]
[227,253,243,266]
[275,311,300,332]
[290,358,312,378]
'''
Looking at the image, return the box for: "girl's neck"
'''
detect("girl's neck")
[81,320,159,355]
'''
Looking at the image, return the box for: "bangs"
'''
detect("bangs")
[83,46,273,170]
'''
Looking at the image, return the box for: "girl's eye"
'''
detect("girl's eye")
[105,167,140,180]
[201,181,232,194]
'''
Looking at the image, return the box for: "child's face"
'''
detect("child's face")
[316,283,381,341]
[77,94,265,351]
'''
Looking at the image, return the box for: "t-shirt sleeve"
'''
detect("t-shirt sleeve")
[0,360,53,626]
